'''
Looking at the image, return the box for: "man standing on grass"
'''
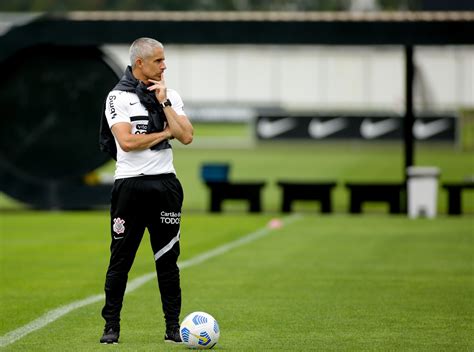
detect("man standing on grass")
[99,37,193,345]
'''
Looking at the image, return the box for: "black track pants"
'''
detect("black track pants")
[101,174,183,330]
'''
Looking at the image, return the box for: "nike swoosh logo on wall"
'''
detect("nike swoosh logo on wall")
[360,118,399,139]
[308,117,348,138]
[257,117,297,138]
[413,119,451,140]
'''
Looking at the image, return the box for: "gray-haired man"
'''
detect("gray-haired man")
[99,37,193,345]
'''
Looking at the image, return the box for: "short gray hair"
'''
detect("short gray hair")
[129,37,164,67]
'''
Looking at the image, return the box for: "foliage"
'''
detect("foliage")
[0,0,426,12]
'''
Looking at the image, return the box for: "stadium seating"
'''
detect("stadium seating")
[345,182,405,214]
[442,182,474,215]
[204,181,266,213]
[201,163,266,213]
[277,181,337,213]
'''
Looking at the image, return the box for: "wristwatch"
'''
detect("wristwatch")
[160,99,172,108]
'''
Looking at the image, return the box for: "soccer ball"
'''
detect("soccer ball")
[180,311,220,349]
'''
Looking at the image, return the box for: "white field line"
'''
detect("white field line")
[0,214,302,348]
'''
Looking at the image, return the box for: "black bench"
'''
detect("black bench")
[442,182,474,215]
[205,181,266,213]
[345,182,405,214]
[277,181,337,213]
[200,163,266,213]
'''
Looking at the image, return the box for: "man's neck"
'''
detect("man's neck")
[131,67,147,84]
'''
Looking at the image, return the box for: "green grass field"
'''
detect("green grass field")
[172,141,474,214]
[0,123,473,350]
[0,212,473,351]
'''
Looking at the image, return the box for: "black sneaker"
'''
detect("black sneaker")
[100,327,120,344]
[164,328,182,344]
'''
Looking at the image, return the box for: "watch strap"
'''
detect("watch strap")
[160,99,172,108]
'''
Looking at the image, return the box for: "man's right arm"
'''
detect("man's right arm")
[111,122,172,152]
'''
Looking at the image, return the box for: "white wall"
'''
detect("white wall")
[103,44,474,114]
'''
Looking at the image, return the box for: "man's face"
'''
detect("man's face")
[139,46,166,82]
